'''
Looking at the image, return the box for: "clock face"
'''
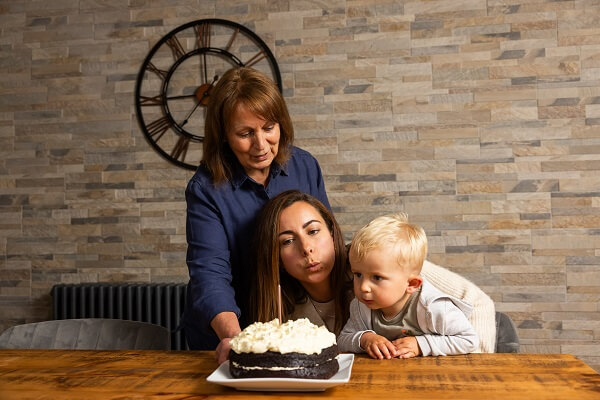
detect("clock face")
[135,19,282,170]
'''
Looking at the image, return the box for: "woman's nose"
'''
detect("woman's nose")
[252,129,267,149]
[300,238,313,255]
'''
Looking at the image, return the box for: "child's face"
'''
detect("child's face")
[350,246,419,319]
[278,201,335,296]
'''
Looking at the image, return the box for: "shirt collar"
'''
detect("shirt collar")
[228,155,289,189]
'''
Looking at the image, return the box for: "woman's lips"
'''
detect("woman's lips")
[252,152,269,161]
[306,262,321,272]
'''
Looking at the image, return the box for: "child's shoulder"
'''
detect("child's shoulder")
[418,279,473,315]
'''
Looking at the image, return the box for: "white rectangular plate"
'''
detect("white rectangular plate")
[206,353,354,392]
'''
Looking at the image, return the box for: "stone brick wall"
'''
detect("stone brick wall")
[1,1,598,370]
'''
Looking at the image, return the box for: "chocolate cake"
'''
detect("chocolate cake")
[228,318,339,379]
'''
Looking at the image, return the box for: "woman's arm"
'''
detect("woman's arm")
[312,154,330,210]
[185,178,240,347]
[421,260,495,353]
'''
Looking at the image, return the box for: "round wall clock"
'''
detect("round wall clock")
[135,19,282,170]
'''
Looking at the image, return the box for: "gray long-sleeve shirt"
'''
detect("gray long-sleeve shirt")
[337,279,479,356]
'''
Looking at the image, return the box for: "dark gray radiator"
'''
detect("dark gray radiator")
[51,283,188,350]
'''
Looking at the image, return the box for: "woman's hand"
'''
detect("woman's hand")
[392,336,421,359]
[215,337,233,364]
[210,312,241,364]
[360,332,398,359]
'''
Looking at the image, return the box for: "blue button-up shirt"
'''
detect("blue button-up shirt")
[183,146,330,349]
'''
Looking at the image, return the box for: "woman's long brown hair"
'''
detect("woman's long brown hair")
[250,190,352,334]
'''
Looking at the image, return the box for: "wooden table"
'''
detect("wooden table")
[0,350,598,399]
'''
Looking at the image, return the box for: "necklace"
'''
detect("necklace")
[309,297,336,331]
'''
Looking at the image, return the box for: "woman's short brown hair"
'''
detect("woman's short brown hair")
[202,67,294,184]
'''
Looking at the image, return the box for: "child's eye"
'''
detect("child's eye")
[353,272,362,278]
[373,275,383,281]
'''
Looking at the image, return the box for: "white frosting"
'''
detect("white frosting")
[230,318,336,355]
[231,362,309,371]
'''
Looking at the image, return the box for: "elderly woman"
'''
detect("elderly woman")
[182,68,329,363]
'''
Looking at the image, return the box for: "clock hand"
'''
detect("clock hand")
[180,102,202,128]
[202,53,208,84]
[167,94,197,100]
[181,75,219,127]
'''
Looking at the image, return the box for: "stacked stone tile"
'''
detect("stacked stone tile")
[0,0,598,371]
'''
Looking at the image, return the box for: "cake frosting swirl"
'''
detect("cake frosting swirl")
[230,318,336,354]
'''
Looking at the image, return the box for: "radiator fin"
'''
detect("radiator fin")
[51,283,188,350]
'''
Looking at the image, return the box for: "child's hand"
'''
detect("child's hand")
[360,332,398,359]
[392,336,421,359]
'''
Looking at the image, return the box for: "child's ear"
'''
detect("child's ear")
[406,275,423,294]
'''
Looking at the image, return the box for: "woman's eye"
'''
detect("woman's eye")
[280,238,294,246]
[308,228,320,235]
[239,131,251,138]
[264,124,275,131]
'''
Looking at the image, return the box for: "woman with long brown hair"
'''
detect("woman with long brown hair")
[250,190,353,335]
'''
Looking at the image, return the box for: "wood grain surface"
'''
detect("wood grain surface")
[0,350,598,399]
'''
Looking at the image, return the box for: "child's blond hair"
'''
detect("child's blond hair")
[350,213,428,274]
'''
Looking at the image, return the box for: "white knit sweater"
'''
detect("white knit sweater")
[421,260,496,353]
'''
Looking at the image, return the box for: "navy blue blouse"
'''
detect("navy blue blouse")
[182,146,330,349]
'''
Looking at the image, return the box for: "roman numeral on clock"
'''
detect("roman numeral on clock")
[166,36,185,60]
[195,23,211,49]
[146,116,172,142]
[171,136,190,162]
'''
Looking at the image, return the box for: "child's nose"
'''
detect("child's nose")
[360,280,370,293]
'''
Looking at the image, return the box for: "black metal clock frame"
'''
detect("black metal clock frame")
[135,19,282,170]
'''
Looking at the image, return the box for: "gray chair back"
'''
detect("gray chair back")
[495,312,520,353]
[0,319,170,350]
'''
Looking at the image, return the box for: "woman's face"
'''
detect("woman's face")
[226,102,280,184]
[278,201,335,297]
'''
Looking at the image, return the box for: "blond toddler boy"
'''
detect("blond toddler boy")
[337,213,479,359]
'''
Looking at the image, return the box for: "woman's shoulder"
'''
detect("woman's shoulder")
[286,147,323,174]
[289,146,318,162]
[186,164,230,198]
[187,165,211,188]
[421,260,492,305]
